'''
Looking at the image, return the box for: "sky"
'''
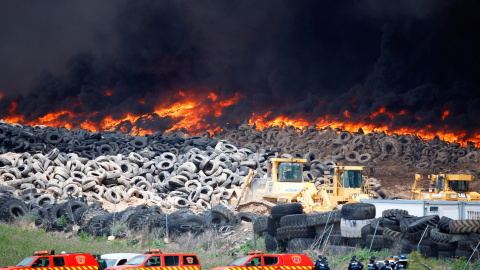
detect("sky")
[0,1,479,140]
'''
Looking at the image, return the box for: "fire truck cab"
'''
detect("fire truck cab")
[210,252,313,270]
[104,249,200,270]
[1,250,98,270]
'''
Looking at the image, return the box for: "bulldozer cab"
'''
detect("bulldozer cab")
[339,169,363,188]
[412,174,480,201]
[277,162,303,182]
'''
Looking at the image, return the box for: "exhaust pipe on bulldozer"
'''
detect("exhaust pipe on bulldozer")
[267,161,272,178]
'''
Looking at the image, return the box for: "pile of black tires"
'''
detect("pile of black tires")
[0,194,249,238]
[256,202,480,260]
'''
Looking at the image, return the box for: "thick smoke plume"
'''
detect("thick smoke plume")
[0,1,480,141]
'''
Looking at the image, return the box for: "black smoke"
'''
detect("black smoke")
[0,0,480,141]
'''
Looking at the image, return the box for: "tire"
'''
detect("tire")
[347,238,366,248]
[382,209,408,218]
[280,214,308,227]
[328,235,346,245]
[438,216,452,233]
[265,233,278,252]
[306,210,342,226]
[406,215,439,234]
[287,238,313,253]
[365,235,384,250]
[438,251,455,258]
[383,227,405,241]
[340,218,374,238]
[253,215,268,235]
[267,216,280,236]
[236,212,259,223]
[429,228,452,244]
[212,205,237,223]
[341,203,375,220]
[270,203,303,221]
[0,198,28,222]
[458,240,474,250]
[417,244,438,258]
[400,217,421,233]
[455,248,479,260]
[276,226,316,241]
[449,219,480,234]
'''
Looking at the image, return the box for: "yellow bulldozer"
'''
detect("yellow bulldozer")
[411,173,480,201]
[230,157,374,214]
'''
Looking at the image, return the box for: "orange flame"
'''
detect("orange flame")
[0,92,4,99]
[441,110,449,121]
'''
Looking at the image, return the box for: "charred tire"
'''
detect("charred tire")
[341,203,375,220]
[270,203,303,221]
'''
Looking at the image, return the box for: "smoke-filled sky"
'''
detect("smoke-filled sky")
[0,1,480,140]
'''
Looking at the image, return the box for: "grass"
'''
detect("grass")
[2,219,480,270]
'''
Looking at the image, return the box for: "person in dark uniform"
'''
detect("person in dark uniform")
[393,258,405,270]
[314,255,323,270]
[367,256,379,270]
[348,256,364,270]
[95,255,107,270]
[382,260,392,270]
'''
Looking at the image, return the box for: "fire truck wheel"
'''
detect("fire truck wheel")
[271,203,303,221]
[341,203,376,220]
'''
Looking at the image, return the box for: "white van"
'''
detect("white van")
[101,253,142,267]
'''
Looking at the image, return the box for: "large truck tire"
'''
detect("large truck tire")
[429,228,452,244]
[341,203,375,220]
[306,210,342,226]
[406,215,439,234]
[287,238,313,253]
[328,235,346,245]
[267,216,280,236]
[276,225,316,241]
[382,209,408,218]
[449,219,480,234]
[280,214,308,227]
[271,203,303,221]
[0,198,27,222]
[341,218,374,238]
[383,227,405,241]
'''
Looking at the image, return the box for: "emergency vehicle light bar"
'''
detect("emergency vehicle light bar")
[34,251,50,256]
[247,251,264,255]
[145,249,162,254]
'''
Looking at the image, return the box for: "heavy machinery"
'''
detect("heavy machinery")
[231,157,374,213]
[411,173,480,201]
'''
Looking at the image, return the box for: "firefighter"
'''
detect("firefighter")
[348,256,364,270]
[367,256,379,270]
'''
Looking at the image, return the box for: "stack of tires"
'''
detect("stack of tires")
[327,203,376,250]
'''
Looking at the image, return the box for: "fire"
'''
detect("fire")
[441,110,449,120]
[1,91,478,146]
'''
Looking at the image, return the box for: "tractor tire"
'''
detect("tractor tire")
[382,209,408,218]
[287,238,313,253]
[366,235,385,250]
[276,225,316,241]
[253,215,268,235]
[280,214,308,227]
[429,228,452,244]
[341,203,375,220]
[271,203,303,221]
[0,198,27,222]
[438,216,452,233]
[265,233,279,252]
[328,235,346,245]
[383,227,405,241]
[406,215,439,234]
[306,210,342,226]
[267,216,280,236]
[449,219,480,234]
[212,205,238,223]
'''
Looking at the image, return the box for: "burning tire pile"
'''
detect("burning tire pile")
[258,203,480,259]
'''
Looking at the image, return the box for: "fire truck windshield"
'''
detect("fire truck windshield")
[16,257,36,267]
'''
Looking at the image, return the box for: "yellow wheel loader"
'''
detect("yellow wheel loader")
[411,174,480,201]
[230,158,374,214]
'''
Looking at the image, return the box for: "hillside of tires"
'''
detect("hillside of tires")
[1,120,480,255]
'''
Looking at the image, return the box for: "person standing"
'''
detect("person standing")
[314,255,323,270]
[348,256,364,270]
[393,258,405,270]
[367,256,379,270]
